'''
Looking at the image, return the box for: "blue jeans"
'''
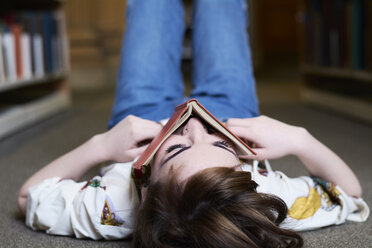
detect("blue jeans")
[108,0,259,129]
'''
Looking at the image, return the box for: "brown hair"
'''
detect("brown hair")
[133,167,303,248]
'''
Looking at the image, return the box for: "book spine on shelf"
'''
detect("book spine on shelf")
[12,23,23,79]
[329,0,345,68]
[34,13,45,78]
[336,0,348,68]
[21,32,32,80]
[351,0,365,70]
[3,26,17,82]
[304,0,314,65]
[24,13,36,77]
[365,0,372,71]
[345,0,353,69]
[322,0,332,66]
[312,0,324,66]
[51,13,59,72]
[296,0,308,65]
[55,10,69,72]
[21,13,33,80]
[0,30,5,84]
[42,12,53,74]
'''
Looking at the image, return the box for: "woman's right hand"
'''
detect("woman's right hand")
[100,115,163,163]
[226,115,308,160]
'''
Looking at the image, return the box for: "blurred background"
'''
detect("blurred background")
[0,0,371,137]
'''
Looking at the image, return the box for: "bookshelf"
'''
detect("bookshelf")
[297,0,372,123]
[0,0,70,139]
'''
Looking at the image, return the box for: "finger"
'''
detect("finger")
[226,117,258,127]
[126,115,163,132]
[228,126,260,144]
[133,126,162,143]
[136,118,163,130]
[137,123,163,136]
[127,145,148,159]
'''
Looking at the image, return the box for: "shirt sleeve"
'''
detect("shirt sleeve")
[26,162,140,240]
[241,160,370,231]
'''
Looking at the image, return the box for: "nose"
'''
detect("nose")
[182,117,208,142]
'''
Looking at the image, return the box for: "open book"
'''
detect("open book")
[132,99,256,190]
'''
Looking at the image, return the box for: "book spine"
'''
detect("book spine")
[51,13,59,72]
[12,23,23,79]
[305,0,314,65]
[33,32,45,77]
[25,12,36,76]
[312,0,324,66]
[42,12,53,74]
[0,31,5,84]
[345,0,353,69]
[322,0,332,66]
[329,0,342,67]
[55,9,69,72]
[33,13,45,77]
[351,0,364,69]
[296,0,308,65]
[365,0,372,71]
[336,0,348,68]
[21,32,32,79]
[3,27,17,82]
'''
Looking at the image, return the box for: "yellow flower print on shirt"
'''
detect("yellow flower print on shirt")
[288,177,341,220]
[288,187,322,220]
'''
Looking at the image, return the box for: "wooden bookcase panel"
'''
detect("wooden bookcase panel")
[297,0,372,123]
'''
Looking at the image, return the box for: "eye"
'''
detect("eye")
[213,140,230,148]
[206,125,216,134]
[166,144,187,153]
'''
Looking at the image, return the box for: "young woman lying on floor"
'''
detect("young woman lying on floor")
[17,0,369,247]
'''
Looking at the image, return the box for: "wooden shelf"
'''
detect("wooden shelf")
[301,86,372,123]
[301,66,372,83]
[0,72,68,92]
[0,91,71,139]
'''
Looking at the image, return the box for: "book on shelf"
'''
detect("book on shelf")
[0,30,5,84]
[366,0,372,71]
[20,23,32,80]
[350,0,364,70]
[298,0,372,72]
[12,23,22,78]
[2,25,17,82]
[0,10,67,86]
[32,12,45,78]
[42,12,53,74]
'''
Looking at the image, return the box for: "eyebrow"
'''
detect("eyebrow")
[160,143,237,167]
[216,144,238,158]
[161,146,191,167]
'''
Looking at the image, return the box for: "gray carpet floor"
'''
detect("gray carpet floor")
[0,90,371,247]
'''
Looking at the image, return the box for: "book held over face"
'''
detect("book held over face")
[132,99,256,192]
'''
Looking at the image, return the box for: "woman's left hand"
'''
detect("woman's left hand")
[100,115,163,162]
[226,115,306,160]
